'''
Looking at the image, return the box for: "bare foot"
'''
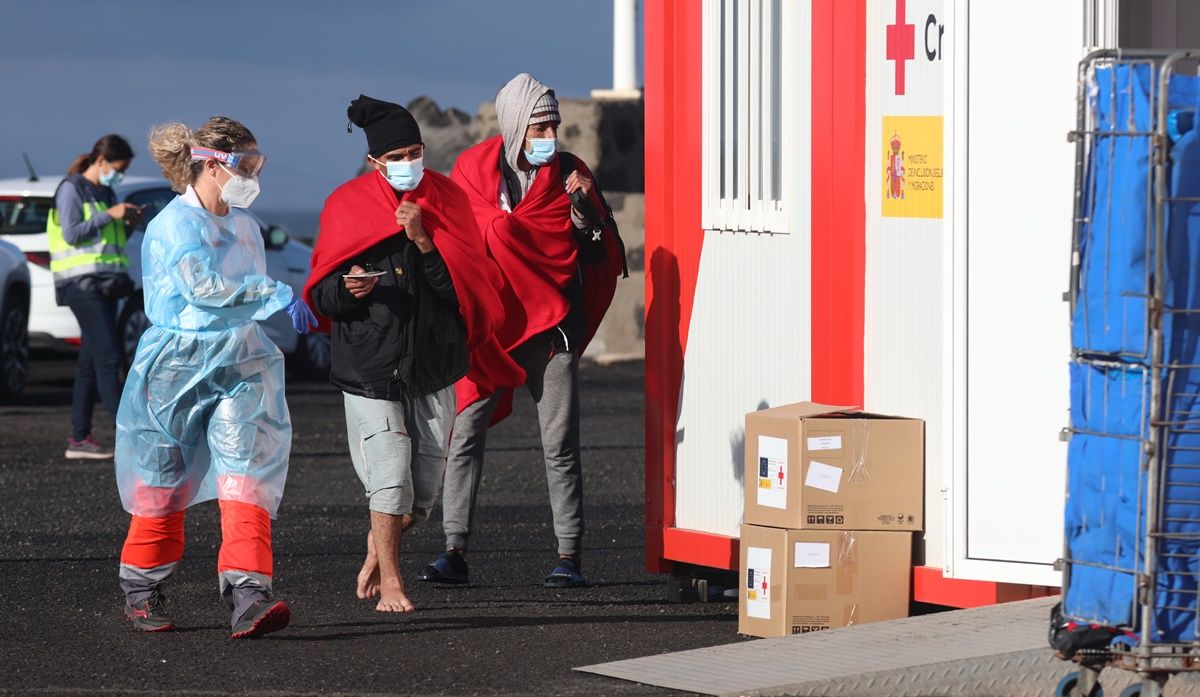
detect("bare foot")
[376,577,415,613]
[356,531,380,599]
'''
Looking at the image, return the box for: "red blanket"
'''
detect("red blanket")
[304,169,524,409]
[451,136,624,420]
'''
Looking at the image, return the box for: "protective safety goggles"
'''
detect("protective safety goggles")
[190,147,267,178]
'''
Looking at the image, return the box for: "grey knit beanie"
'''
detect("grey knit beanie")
[529,91,560,125]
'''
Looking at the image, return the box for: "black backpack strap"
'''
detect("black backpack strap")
[594,185,629,278]
[559,151,577,179]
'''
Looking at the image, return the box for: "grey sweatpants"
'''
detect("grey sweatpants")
[442,329,584,556]
[344,386,456,520]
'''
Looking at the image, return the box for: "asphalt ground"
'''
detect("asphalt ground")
[0,354,745,696]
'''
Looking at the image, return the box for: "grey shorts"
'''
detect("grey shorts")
[343,386,456,519]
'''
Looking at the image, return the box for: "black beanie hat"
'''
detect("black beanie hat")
[347,95,423,158]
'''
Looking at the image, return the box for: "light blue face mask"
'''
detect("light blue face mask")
[99,168,124,188]
[378,157,424,192]
[524,138,557,166]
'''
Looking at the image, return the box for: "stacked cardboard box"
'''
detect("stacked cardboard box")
[738,402,925,638]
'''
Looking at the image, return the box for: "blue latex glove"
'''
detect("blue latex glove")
[285,296,317,334]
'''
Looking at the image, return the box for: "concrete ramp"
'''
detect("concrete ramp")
[576,597,1200,696]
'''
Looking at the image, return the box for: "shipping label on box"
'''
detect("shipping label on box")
[745,546,772,619]
[757,435,788,509]
[806,435,843,451]
[794,542,831,568]
[804,460,843,493]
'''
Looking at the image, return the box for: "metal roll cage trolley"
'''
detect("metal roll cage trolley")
[1058,49,1200,697]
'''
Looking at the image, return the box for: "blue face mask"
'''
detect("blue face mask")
[99,168,124,188]
[379,157,424,192]
[524,138,557,166]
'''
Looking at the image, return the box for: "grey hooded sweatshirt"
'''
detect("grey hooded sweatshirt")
[495,73,555,206]
[494,72,587,230]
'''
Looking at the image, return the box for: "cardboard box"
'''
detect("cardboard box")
[744,402,924,530]
[738,524,913,638]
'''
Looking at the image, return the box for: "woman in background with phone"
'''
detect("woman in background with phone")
[48,134,140,460]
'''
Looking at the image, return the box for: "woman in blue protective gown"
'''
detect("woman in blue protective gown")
[113,116,316,638]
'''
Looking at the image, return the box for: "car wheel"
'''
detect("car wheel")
[0,291,29,399]
[289,331,331,379]
[118,295,150,371]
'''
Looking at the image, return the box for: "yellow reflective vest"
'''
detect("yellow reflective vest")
[47,180,128,282]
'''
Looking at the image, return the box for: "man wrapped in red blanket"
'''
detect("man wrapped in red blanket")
[304,96,519,613]
[418,74,625,590]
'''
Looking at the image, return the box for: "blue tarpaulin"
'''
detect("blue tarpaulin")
[1064,362,1147,629]
[1072,64,1200,359]
[1065,63,1200,642]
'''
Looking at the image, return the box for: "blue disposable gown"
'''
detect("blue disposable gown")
[115,187,294,519]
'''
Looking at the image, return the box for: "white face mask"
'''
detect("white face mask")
[370,155,425,192]
[218,164,261,208]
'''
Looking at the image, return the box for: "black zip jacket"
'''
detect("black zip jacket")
[310,234,468,400]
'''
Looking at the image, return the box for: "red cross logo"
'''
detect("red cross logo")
[886,0,915,95]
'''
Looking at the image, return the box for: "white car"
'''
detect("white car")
[0,238,30,398]
[0,175,329,376]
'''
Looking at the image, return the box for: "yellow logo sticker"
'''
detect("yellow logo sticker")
[882,115,944,219]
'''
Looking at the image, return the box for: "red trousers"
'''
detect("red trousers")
[120,500,273,576]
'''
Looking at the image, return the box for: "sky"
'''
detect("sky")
[3,0,642,223]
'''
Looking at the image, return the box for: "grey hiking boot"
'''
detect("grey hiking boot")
[123,592,174,632]
[230,597,290,639]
